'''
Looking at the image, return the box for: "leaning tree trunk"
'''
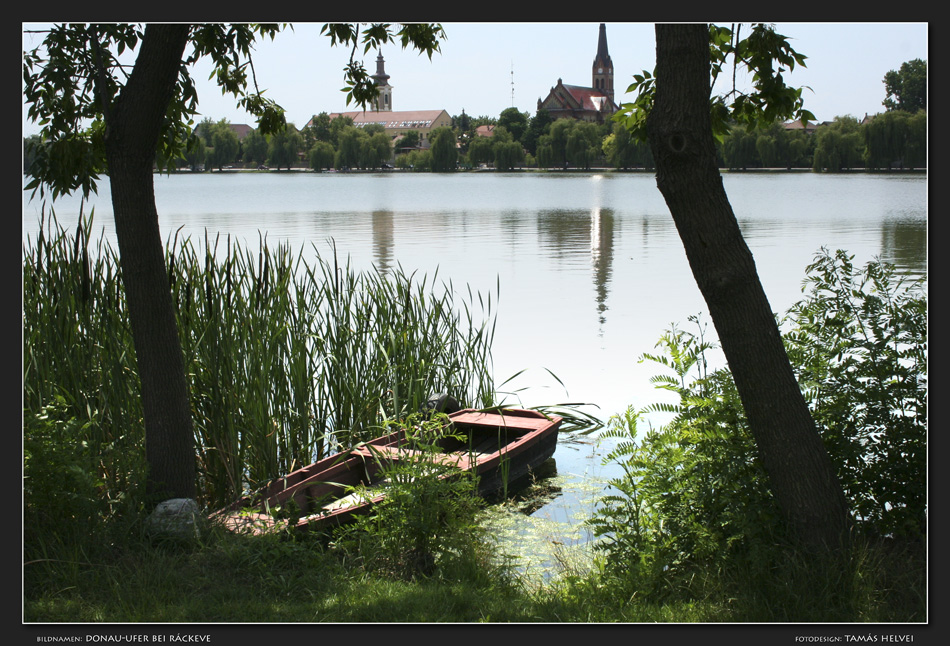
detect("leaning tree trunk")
[102,24,196,502]
[646,23,852,551]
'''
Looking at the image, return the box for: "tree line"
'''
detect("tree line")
[22,58,926,175]
[23,107,926,176]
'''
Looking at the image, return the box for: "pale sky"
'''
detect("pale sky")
[21,22,928,135]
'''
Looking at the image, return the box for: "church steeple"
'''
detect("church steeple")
[591,23,614,105]
[372,51,393,112]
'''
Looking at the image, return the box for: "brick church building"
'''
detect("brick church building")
[537,23,619,124]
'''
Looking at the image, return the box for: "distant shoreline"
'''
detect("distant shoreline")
[157,166,927,175]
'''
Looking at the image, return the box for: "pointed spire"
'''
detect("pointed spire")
[592,24,614,106]
[595,23,610,64]
[373,51,390,84]
[372,51,392,112]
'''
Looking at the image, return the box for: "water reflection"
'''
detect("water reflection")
[880,219,928,281]
[371,210,394,272]
[590,208,615,332]
[536,207,617,334]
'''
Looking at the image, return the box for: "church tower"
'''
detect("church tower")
[591,23,614,105]
[372,52,393,112]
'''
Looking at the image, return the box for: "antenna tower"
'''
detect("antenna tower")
[510,61,515,107]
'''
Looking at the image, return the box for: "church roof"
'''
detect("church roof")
[323,109,449,129]
[542,81,616,114]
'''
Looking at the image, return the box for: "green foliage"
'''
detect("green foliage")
[612,69,655,143]
[603,121,653,170]
[497,107,529,143]
[720,124,759,170]
[241,128,268,166]
[522,108,552,156]
[304,112,334,147]
[614,23,814,143]
[393,129,420,151]
[24,212,498,509]
[428,126,458,172]
[883,59,926,113]
[587,316,778,596]
[24,398,134,561]
[783,248,927,539]
[23,23,444,197]
[23,209,148,508]
[493,140,524,171]
[266,124,302,169]
[533,118,606,170]
[334,127,364,169]
[330,413,492,580]
[359,131,393,169]
[714,23,813,132]
[565,121,603,170]
[22,24,287,199]
[207,119,241,170]
[589,250,927,598]
[308,141,335,170]
[401,149,433,171]
[864,110,927,170]
[466,135,494,167]
[320,23,444,109]
[812,116,865,171]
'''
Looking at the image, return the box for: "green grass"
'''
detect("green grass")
[23,482,925,624]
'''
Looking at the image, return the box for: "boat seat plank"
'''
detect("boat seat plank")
[450,411,552,432]
[354,443,473,470]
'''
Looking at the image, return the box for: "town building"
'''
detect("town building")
[322,109,454,147]
[193,122,253,141]
[782,119,819,134]
[536,23,619,124]
[311,52,452,149]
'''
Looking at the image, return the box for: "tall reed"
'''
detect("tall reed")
[24,210,498,512]
[23,207,147,513]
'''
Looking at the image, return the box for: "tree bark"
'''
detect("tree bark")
[646,23,852,550]
[102,24,196,502]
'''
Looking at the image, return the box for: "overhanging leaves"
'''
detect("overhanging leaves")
[613,23,815,143]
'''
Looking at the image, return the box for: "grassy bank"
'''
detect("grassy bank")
[23,213,926,624]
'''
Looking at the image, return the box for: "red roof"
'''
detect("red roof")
[319,109,449,129]
[560,84,614,112]
[229,124,253,140]
[539,80,617,116]
[782,119,817,132]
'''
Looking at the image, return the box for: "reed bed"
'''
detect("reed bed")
[23,210,497,510]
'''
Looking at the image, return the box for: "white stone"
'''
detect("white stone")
[145,497,202,542]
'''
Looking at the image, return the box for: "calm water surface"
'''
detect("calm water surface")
[23,171,927,572]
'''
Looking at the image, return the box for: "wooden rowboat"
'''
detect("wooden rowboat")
[212,407,561,535]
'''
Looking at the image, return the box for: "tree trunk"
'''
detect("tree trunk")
[646,23,852,551]
[103,25,196,502]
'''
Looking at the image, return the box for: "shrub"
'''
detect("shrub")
[783,248,926,539]
[588,249,927,597]
[330,413,494,581]
[587,316,779,596]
